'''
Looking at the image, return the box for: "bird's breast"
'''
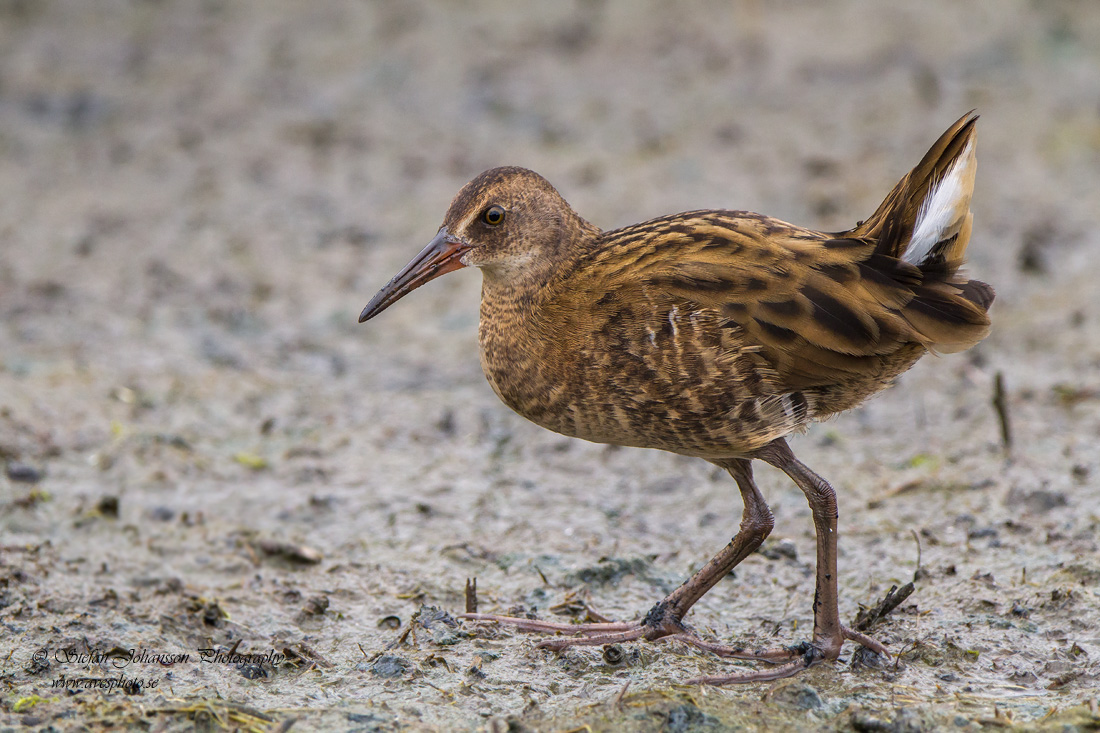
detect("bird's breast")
[477,293,578,435]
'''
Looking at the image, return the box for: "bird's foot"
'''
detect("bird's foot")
[459,605,888,685]
[458,599,689,650]
[669,625,889,685]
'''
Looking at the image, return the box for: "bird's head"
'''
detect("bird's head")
[359,166,593,322]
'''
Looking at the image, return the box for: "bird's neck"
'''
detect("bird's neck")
[476,269,567,424]
[475,250,595,433]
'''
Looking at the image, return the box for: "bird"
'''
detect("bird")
[359,113,993,684]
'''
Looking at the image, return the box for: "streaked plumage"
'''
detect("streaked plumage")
[361,113,992,683]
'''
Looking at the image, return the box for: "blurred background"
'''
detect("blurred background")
[1,1,1098,729]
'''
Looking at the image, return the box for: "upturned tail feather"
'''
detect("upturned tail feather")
[852,111,993,353]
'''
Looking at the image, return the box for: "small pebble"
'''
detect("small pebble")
[772,682,823,710]
[301,595,329,616]
[6,463,43,484]
[97,495,120,518]
[378,615,402,630]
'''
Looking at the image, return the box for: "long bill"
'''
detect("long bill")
[359,228,472,322]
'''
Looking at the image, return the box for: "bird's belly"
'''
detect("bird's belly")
[481,347,805,459]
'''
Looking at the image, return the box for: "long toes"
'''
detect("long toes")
[686,656,819,685]
[679,630,893,685]
[537,626,650,651]
[459,613,636,635]
[842,625,890,656]
[665,634,820,665]
[682,640,829,684]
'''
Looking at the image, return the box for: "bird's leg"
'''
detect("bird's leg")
[631,457,774,637]
[459,457,776,648]
[678,438,888,685]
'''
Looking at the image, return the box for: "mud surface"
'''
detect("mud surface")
[2,1,1099,731]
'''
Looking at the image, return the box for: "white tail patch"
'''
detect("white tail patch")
[904,138,976,266]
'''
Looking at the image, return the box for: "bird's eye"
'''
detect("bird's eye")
[482,205,506,226]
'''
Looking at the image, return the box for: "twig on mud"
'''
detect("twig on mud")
[386,622,415,649]
[611,680,631,711]
[465,577,477,614]
[976,704,1015,727]
[533,564,550,585]
[910,528,923,580]
[889,631,936,674]
[386,606,442,649]
[583,604,613,623]
[992,370,1012,454]
[421,678,453,696]
[854,582,915,632]
[548,589,613,623]
[282,641,334,670]
[386,619,416,650]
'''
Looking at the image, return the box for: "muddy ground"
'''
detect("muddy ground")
[1,1,1099,731]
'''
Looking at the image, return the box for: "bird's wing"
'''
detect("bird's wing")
[587,212,978,391]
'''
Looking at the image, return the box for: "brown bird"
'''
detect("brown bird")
[360,113,992,684]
